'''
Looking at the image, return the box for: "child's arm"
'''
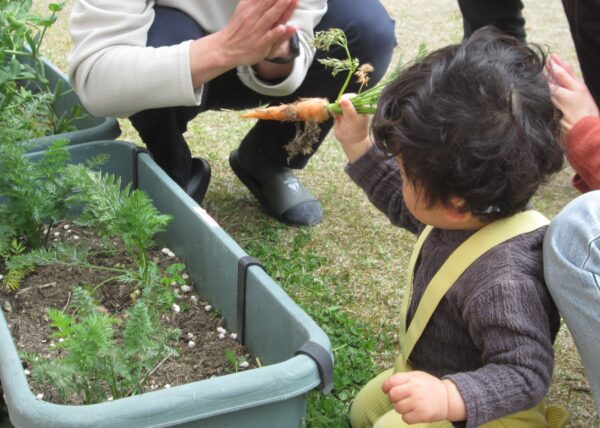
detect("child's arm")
[381,371,467,424]
[333,95,422,233]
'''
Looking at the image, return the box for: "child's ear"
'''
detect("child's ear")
[444,196,471,222]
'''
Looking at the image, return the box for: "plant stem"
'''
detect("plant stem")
[90,274,126,294]
[128,354,170,396]
[335,42,356,103]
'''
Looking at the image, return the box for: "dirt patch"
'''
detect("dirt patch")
[0,221,253,405]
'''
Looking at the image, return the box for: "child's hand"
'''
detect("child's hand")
[333,94,372,163]
[382,371,466,424]
[547,54,600,135]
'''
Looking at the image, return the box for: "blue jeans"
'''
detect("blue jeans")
[544,190,600,411]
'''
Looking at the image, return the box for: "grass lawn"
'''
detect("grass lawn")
[32,0,598,426]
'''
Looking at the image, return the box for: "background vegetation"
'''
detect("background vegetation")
[30,0,596,426]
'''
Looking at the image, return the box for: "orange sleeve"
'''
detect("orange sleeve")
[566,116,600,192]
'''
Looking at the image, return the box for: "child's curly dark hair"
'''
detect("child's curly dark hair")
[372,26,564,222]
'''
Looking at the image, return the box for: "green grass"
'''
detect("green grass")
[29,0,600,426]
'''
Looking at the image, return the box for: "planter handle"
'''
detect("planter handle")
[295,341,334,394]
[237,256,265,345]
[132,146,150,190]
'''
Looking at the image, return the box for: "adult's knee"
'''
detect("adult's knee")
[320,0,396,81]
[147,6,204,47]
[346,13,396,81]
[544,191,600,282]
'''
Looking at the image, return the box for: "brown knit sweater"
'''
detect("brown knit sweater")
[345,147,560,427]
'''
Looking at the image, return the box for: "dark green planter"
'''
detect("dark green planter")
[17,55,121,150]
[0,141,333,428]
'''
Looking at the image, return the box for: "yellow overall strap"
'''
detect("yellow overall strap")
[399,210,549,364]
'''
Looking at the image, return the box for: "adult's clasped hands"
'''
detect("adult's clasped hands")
[225,0,300,64]
[190,0,300,87]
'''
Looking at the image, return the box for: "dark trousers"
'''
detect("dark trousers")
[130,0,396,187]
[457,0,526,41]
[458,0,600,106]
[562,0,600,106]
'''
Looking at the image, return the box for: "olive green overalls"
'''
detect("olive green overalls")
[349,211,568,428]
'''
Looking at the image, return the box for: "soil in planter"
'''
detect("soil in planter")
[0,221,255,405]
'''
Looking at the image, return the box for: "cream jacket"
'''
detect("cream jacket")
[68,0,327,117]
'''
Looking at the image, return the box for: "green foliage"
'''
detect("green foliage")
[0,150,173,292]
[112,190,172,276]
[0,224,13,256]
[162,263,187,286]
[313,28,428,117]
[1,151,185,401]
[0,224,25,259]
[142,262,185,315]
[312,28,358,102]
[63,166,127,227]
[0,1,78,141]
[25,287,179,403]
[0,91,54,143]
[0,139,71,250]
[122,301,179,394]
[64,165,172,282]
[1,267,30,291]
[224,349,248,373]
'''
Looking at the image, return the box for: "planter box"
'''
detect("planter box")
[18,55,121,149]
[0,141,333,428]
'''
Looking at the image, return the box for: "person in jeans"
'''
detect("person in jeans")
[544,53,600,413]
[67,0,396,226]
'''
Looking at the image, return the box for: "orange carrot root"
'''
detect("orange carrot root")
[241,98,331,122]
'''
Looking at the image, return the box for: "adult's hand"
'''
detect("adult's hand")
[189,0,299,87]
[547,54,600,135]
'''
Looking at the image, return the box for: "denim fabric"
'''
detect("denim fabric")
[544,190,600,411]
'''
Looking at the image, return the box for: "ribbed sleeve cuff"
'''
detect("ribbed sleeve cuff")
[444,373,482,428]
[344,145,389,187]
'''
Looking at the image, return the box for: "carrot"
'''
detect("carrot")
[240,58,403,123]
[241,98,331,122]
[241,33,426,124]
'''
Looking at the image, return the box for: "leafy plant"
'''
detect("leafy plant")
[0,137,171,293]
[313,29,427,115]
[0,138,71,251]
[312,29,360,102]
[142,262,186,314]
[0,0,81,142]
[224,349,248,373]
[64,165,173,285]
[24,287,180,404]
